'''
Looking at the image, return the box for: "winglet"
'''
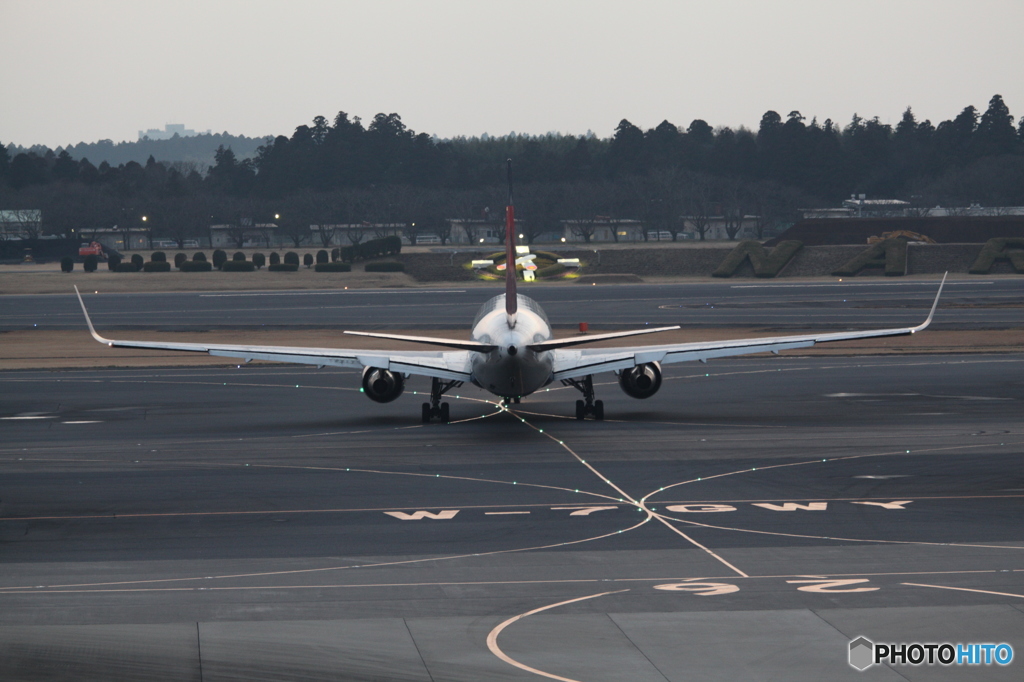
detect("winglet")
[74,286,112,345]
[910,272,947,333]
[504,158,517,329]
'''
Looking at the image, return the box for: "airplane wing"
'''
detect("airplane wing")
[74,287,472,382]
[551,274,947,382]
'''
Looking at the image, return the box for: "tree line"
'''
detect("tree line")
[7,132,266,170]
[2,95,1023,246]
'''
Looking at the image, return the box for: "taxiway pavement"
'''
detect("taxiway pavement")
[3,277,1023,333]
[2,350,1022,680]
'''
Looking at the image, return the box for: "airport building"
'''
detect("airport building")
[0,209,42,239]
[137,123,211,141]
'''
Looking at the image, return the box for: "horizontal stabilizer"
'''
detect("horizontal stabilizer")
[529,326,680,351]
[343,330,496,352]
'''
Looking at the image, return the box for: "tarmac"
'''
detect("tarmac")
[1,281,1023,680]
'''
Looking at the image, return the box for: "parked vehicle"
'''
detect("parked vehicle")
[79,242,106,259]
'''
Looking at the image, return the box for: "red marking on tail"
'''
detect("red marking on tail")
[505,203,517,321]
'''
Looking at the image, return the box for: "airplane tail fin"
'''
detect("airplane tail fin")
[504,158,517,328]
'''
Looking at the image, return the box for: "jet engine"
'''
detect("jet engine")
[361,366,405,403]
[618,362,662,399]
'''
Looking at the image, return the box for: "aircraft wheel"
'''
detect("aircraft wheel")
[594,400,604,421]
[575,400,585,420]
[440,402,450,423]
[422,403,431,423]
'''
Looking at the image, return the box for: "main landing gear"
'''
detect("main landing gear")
[562,375,604,421]
[422,377,462,424]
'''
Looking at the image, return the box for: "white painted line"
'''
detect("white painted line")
[902,582,1024,599]
[1,415,53,420]
[61,421,102,425]
[730,281,992,289]
[200,290,467,297]
[826,392,918,398]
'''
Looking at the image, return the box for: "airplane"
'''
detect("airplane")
[75,161,946,423]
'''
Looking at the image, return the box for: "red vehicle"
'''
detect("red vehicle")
[78,242,105,259]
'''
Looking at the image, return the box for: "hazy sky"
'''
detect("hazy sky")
[3,0,1023,149]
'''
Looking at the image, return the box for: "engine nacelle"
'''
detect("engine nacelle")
[618,362,662,399]
[361,366,405,403]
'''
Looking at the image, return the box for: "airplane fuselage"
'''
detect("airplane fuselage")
[469,294,554,398]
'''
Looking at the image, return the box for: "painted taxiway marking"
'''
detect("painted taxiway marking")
[0,503,598,523]
[902,583,1024,600]
[9,494,1020,524]
[787,578,878,593]
[551,506,619,516]
[0,514,656,593]
[6,570,1021,596]
[384,510,459,520]
[504,405,751,578]
[198,290,467,297]
[730,281,991,289]
[487,590,630,682]
[654,581,739,596]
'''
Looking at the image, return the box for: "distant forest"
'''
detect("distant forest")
[2,95,1023,246]
[7,132,267,169]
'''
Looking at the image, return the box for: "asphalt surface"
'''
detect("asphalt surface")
[3,277,1023,333]
[2,349,1023,679]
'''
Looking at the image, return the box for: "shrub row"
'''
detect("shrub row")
[832,238,907,276]
[332,236,402,263]
[534,262,566,278]
[364,261,405,272]
[969,238,1024,274]
[83,248,393,275]
[712,240,803,278]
